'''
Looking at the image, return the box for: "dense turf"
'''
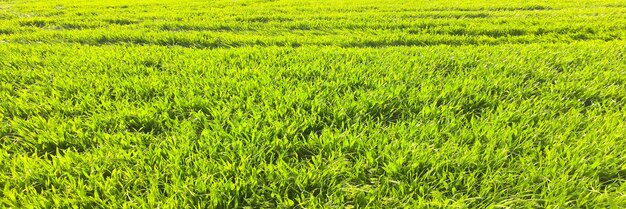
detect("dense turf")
[1,0,626,208]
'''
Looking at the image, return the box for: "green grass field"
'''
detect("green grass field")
[1,0,626,208]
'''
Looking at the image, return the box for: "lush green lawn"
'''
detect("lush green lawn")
[1,0,626,208]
